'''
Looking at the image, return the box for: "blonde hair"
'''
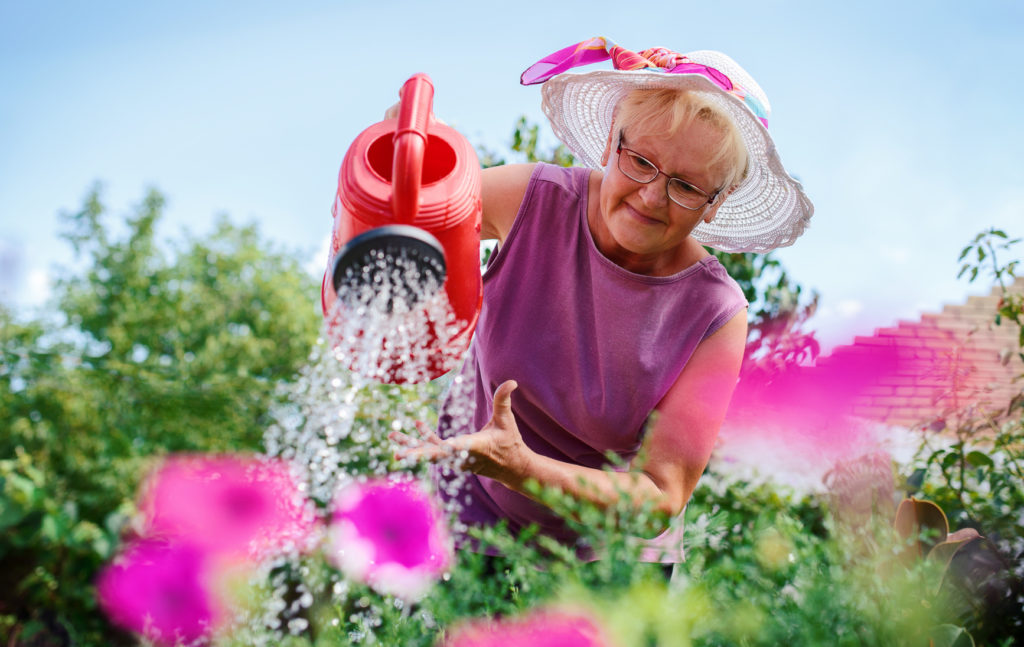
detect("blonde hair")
[614,88,749,192]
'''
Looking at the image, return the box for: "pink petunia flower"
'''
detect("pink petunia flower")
[443,609,613,647]
[327,476,452,599]
[97,538,223,646]
[139,454,316,560]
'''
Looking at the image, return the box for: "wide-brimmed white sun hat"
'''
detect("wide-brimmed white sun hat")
[521,37,813,253]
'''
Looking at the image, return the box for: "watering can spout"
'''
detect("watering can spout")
[330,224,446,313]
[322,73,483,382]
[330,74,446,311]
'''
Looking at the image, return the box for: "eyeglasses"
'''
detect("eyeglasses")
[616,138,720,211]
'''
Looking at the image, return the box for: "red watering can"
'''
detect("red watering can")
[321,73,483,383]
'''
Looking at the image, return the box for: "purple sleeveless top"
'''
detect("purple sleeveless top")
[442,163,747,553]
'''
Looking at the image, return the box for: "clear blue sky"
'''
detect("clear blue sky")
[2,1,1022,352]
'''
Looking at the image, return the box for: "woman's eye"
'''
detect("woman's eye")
[672,181,701,195]
[632,155,654,169]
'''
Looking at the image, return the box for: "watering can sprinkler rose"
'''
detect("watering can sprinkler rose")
[321,73,483,383]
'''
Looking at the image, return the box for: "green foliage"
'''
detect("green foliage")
[919,228,1024,528]
[958,228,1023,357]
[1,186,320,645]
[957,229,1021,290]
[906,227,1024,644]
[210,469,989,647]
[477,116,577,169]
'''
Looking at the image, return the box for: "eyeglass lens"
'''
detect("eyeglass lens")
[618,148,711,210]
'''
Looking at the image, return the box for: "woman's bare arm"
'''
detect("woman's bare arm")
[393,308,747,523]
[480,163,536,243]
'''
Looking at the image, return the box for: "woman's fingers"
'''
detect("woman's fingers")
[395,442,451,462]
[390,420,462,464]
[415,420,445,446]
[387,430,416,448]
[393,380,524,476]
[389,421,442,446]
[490,380,518,428]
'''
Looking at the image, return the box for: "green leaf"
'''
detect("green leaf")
[928,624,976,647]
[19,620,48,642]
[0,496,31,531]
[941,451,960,470]
[906,468,927,493]
[965,450,994,468]
[0,471,43,531]
[40,513,60,543]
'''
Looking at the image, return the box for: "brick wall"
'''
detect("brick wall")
[780,277,1023,429]
[716,279,1022,489]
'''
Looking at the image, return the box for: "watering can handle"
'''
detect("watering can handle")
[392,73,434,224]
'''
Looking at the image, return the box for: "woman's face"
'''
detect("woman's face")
[594,115,729,274]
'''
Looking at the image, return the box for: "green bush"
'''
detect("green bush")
[0,187,320,645]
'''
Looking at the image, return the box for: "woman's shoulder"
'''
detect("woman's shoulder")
[482,163,591,241]
[529,162,590,192]
[485,162,589,193]
[695,254,749,308]
[480,163,536,242]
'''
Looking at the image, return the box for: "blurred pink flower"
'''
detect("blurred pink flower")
[328,476,451,599]
[140,454,315,560]
[97,538,222,646]
[444,610,612,647]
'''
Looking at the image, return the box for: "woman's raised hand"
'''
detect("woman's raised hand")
[390,380,534,485]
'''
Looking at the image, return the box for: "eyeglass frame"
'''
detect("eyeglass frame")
[615,133,722,211]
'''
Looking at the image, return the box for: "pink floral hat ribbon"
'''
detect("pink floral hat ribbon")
[520,36,769,127]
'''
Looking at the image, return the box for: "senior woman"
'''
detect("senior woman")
[394,38,812,560]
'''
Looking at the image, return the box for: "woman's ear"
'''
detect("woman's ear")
[704,186,736,224]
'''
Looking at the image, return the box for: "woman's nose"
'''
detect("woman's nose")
[638,176,669,208]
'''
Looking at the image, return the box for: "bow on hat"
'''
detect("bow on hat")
[520,37,768,127]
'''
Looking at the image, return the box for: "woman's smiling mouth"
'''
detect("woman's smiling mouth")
[624,202,664,226]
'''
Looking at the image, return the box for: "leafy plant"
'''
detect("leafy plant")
[0,186,320,645]
[957,228,1022,352]
[906,227,1024,644]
